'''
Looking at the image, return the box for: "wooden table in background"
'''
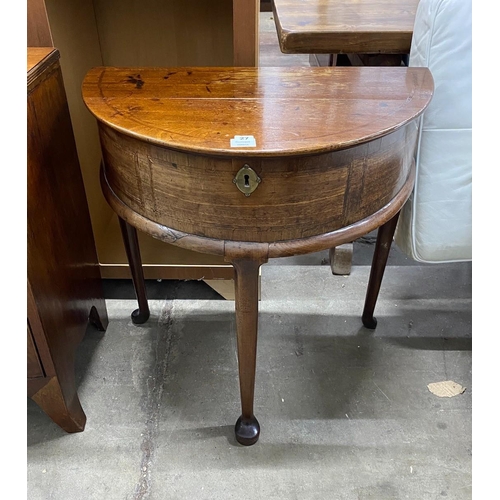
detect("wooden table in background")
[271,0,419,272]
[272,0,419,66]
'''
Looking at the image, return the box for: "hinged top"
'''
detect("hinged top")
[82,66,433,157]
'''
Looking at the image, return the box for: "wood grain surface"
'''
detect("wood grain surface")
[82,66,433,157]
[91,0,234,67]
[272,0,419,54]
[27,47,58,86]
[101,159,415,257]
[28,47,108,432]
[27,0,53,47]
[85,65,432,247]
[233,0,259,66]
[99,124,417,242]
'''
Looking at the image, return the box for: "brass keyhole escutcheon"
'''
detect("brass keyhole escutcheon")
[233,165,261,196]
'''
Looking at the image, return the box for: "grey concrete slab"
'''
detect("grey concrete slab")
[28,263,471,500]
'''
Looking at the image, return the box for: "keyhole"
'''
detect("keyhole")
[244,174,250,187]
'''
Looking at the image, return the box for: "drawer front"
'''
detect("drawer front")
[27,323,44,379]
[100,123,417,243]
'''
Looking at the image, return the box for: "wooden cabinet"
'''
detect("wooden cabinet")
[27,0,259,288]
[27,47,108,432]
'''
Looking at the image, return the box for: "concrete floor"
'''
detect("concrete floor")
[27,245,472,500]
[27,12,472,500]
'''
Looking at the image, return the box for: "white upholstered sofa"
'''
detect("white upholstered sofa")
[394,0,472,263]
[360,0,472,329]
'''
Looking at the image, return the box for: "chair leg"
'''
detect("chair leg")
[231,258,263,446]
[362,212,400,329]
[118,217,150,324]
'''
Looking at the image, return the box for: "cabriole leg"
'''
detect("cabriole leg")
[362,212,400,329]
[118,217,150,324]
[232,258,263,446]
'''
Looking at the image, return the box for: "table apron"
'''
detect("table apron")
[100,122,418,245]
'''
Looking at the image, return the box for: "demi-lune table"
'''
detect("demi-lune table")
[82,66,433,445]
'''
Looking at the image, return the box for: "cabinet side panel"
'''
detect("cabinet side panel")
[44,0,113,256]
[233,0,259,66]
[28,0,53,47]
[27,59,106,371]
[27,325,45,380]
[93,0,233,67]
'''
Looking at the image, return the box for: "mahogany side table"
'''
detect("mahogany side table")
[82,66,433,445]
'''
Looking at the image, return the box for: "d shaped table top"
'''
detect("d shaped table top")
[82,66,433,157]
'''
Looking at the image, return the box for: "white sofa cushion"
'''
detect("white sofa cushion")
[394,0,472,262]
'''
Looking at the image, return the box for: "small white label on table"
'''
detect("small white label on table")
[230,135,256,147]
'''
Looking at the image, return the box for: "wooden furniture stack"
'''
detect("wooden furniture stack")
[28,47,108,432]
